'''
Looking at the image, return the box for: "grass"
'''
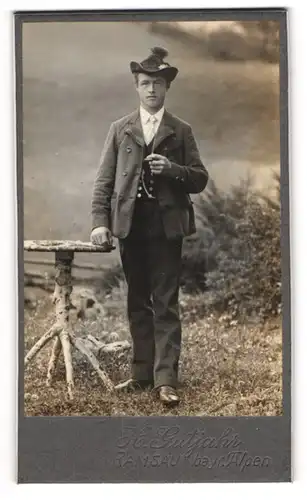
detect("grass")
[23,287,282,417]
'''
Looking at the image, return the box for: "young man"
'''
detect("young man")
[91,47,208,406]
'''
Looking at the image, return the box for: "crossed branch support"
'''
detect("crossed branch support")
[24,248,114,399]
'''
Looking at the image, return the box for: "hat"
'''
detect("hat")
[130,47,178,83]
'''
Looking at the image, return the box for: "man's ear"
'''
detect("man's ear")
[133,74,139,87]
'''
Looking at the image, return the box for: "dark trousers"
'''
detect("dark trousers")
[119,199,183,389]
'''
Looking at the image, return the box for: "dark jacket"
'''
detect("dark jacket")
[91,109,208,239]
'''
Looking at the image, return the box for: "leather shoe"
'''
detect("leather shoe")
[114,378,153,392]
[157,385,180,406]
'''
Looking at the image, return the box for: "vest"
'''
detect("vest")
[136,139,157,200]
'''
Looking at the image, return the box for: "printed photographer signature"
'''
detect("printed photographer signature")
[116,426,243,452]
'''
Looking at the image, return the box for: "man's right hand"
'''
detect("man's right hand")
[90,226,113,247]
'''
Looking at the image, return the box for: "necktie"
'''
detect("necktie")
[147,115,158,146]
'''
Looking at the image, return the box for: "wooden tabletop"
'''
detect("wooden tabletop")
[24,240,116,253]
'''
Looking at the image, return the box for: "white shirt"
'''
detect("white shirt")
[140,106,165,145]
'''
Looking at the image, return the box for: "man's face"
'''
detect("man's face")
[135,73,168,112]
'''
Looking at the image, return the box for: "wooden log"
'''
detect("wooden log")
[86,334,103,348]
[86,335,130,355]
[24,269,54,292]
[24,269,53,279]
[24,276,54,292]
[97,340,130,354]
[24,258,109,272]
[70,334,114,392]
[53,251,75,398]
[24,240,116,253]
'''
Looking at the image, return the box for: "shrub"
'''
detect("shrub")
[182,176,281,320]
[182,179,249,292]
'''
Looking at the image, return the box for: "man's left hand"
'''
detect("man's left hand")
[145,154,172,176]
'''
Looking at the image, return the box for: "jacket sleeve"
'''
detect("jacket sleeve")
[166,125,208,194]
[91,122,117,230]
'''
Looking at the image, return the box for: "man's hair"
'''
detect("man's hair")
[134,73,171,89]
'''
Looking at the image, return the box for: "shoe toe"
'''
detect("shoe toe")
[158,386,180,406]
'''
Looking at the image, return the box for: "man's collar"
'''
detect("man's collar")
[125,108,176,149]
[140,106,165,124]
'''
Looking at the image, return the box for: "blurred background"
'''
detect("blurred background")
[22,20,280,266]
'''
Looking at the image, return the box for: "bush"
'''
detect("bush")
[182,179,249,292]
[182,177,281,320]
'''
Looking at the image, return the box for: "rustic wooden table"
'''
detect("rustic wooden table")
[24,240,116,399]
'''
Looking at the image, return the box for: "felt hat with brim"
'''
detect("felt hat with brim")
[130,47,178,83]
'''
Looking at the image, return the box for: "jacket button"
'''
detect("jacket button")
[126,146,132,153]
[123,172,127,176]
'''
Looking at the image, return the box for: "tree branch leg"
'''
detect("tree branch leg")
[52,251,75,398]
[25,324,61,366]
[70,334,114,392]
[60,329,74,399]
[46,336,62,386]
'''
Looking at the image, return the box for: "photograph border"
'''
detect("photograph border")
[16,8,291,483]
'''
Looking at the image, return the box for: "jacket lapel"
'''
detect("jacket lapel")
[124,109,176,150]
[153,110,176,151]
[124,110,145,147]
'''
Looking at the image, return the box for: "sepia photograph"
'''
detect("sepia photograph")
[21,16,283,418]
